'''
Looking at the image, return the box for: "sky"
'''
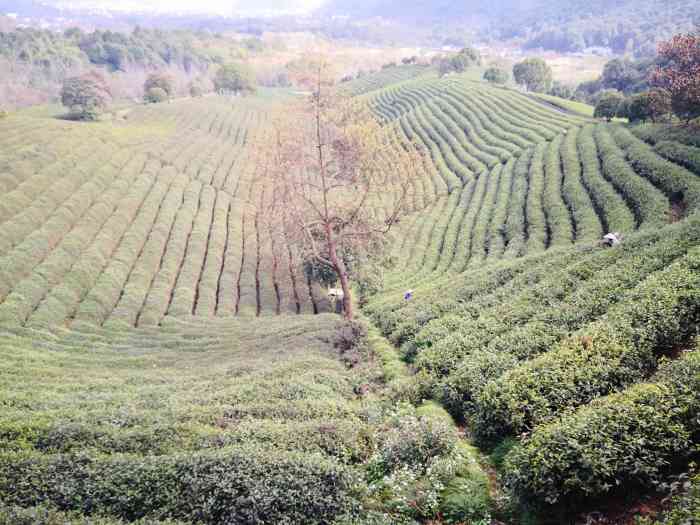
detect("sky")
[56,0,325,15]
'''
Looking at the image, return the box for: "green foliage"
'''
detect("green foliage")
[439,47,481,76]
[504,348,700,505]
[653,140,700,175]
[622,91,665,123]
[594,90,625,121]
[60,72,111,121]
[638,470,700,525]
[483,67,509,85]
[513,58,552,93]
[601,57,651,94]
[214,63,257,94]
[0,26,254,75]
[474,247,700,443]
[0,447,359,524]
[548,81,574,99]
[0,503,187,524]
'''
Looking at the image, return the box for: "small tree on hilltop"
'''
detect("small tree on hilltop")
[650,33,700,123]
[144,87,168,104]
[257,58,422,319]
[513,58,553,93]
[549,81,574,99]
[61,72,112,121]
[144,73,174,100]
[483,67,509,85]
[594,91,625,121]
[439,47,481,76]
[622,90,671,123]
[189,81,204,97]
[214,63,257,95]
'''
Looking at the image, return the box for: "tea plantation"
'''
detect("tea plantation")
[1,68,699,523]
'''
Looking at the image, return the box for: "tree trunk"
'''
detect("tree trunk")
[337,265,353,320]
[326,226,353,320]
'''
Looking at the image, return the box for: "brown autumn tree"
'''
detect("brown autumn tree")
[258,57,422,319]
[61,71,112,121]
[650,33,700,123]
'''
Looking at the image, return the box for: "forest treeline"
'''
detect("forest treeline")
[322,0,699,55]
[0,26,267,107]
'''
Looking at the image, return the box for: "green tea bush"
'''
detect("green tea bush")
[577,124,636,233]
[560,127,604,241]
[594,124,668,227]
[611,125,700,211]
[442,89,530,150]
[138,179,200,326]
[0,447,359,524]
[0,504,186,524]
[368,414,457,477]
[525,142,548,252]
[474,248,700,442]
[543,135,575,247]
[654,140,700,175]
[637,470,700,525]
[502,149,530,258]
[503,349,700,505]
[632,123,700,149]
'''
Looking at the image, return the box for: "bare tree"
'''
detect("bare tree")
[257,57,422,319]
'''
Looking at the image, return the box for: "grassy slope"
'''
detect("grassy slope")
[529,92,595,117]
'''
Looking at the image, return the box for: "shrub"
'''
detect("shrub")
[503,349,700,505]
[144,87,168,104]
[335,320,370,367]
[0,108,7,119]
[368,414,457,478]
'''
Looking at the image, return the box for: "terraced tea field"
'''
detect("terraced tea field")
[1,67,699,524]
[0,96,332,330]
[360,72,700,516]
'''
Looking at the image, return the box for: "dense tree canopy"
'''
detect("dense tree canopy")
[144,87,168,104]
[144,72,174,98]
[483,67,509,84]
[439,47,481,76]
[594,90,624,121]
[513,58,552,93]
[651,33,700,122]
[214,63,257,94]
[60,72,112,121]
[0,26,260,75]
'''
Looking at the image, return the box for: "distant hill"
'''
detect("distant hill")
[320,0,700,55]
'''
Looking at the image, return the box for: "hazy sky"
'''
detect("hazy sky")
[67,0,325,15]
